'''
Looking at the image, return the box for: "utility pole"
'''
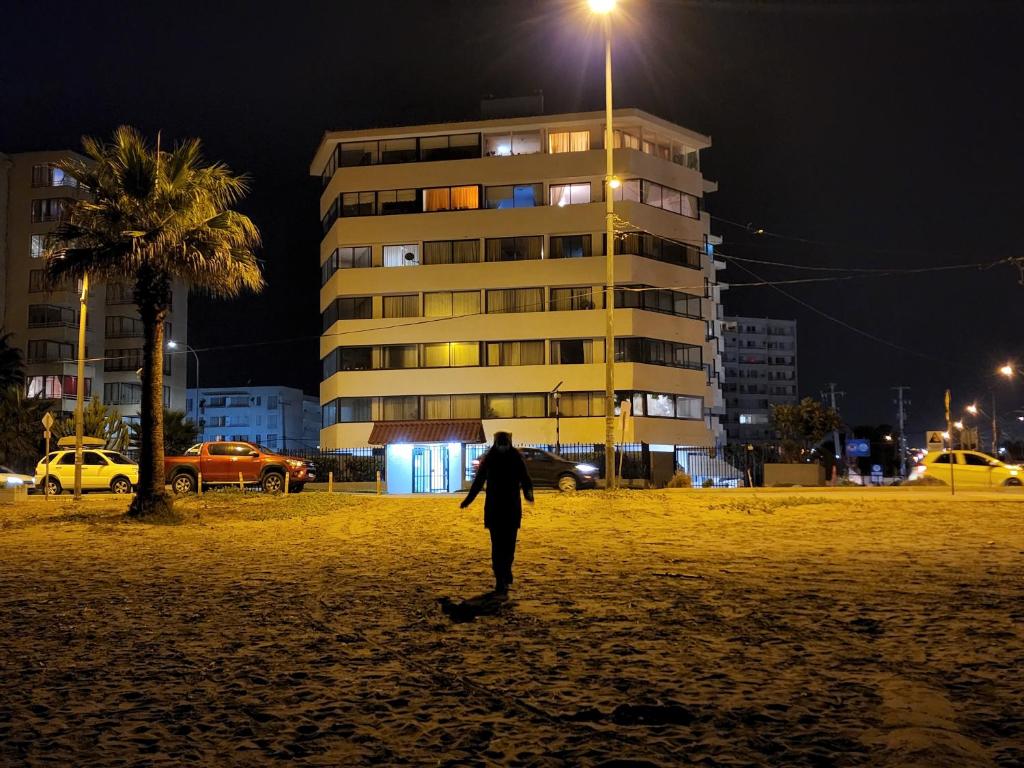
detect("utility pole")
[892,385,910,479]
[824,382,845,477]
[991,391,998,456]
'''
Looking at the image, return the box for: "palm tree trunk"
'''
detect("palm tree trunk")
[128,296,175,520]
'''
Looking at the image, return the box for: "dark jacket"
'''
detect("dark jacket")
[461,445,534,529]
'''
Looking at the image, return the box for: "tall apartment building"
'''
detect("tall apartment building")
[312,109,725,492]
[186,385,320,451]
[721,316,798,443]
[0,150,187,421]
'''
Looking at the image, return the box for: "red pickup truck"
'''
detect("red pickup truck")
[165,441,316,494]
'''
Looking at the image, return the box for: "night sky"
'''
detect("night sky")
[3,0,1022,440]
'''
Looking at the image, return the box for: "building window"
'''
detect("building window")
[677,396,704,419]
[549,182,592,207]
[423,185,480,212]
[377,189,419,215]
[31,198,70,223]
[105,348,144,372]
[104,382,142,405]
[382,244,420,267]
[423,290,480,317]
[484,236,543,262]
[380,138,418,164]
[27,304,75,328]
[556,391,605,417]
[548,130,590,153]
[613,130,641,150]
[322,296,373,329]
[31,234,46,258]
[382,294,419,318]
[484,183,542,209]
[105,316,144,338]
[485,340,545,366]
[549,234,592,259]
[614,231,702,269]
[27,339,73,363]
[422,239,480,265]
[615,338,703,370]
[32,164,77,187]
[382,396,419,421]
[26,375,91,400]
[739,413,769,425]
[485,287,545,314]
[379,345,418,370]
[549,287,598,311]
[551,339,597,365]
[418,134,481,162]
[614,179,699,219]
[615,285,702,318]
[483,131,542,157]
[423,342,480,368]
[322,246,372,284]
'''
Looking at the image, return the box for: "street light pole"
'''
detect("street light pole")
[167,341,200,431]
[991,390,998,455]
[73,273,90,500]
[596,2,617,491]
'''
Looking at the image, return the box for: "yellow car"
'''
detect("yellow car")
[35,448,139,495]
[911,450,1022,488]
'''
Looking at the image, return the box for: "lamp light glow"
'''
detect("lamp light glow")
[609,176,621,189]
[588,0,616,12]
[966,403,978,415]
[1000,364,1014,377]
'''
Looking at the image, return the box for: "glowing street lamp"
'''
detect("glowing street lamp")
[589,0,617,488]
[1000,364,1014,378]
[167,340,201,430]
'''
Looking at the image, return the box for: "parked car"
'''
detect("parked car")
[911,450,1022,488]
[165,441,316,494]
[34,449,138,495]
[472,447,599,492]
[1,465,37,493]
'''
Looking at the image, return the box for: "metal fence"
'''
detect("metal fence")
[284,447,385,483]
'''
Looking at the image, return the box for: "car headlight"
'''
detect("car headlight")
[575,463,599,474]
[286,459,304,468]
[5,478,23,486]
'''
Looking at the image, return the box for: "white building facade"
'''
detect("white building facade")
[721,316,798,443]
[312,109,725,491]
[1,150,187,421]
[187,385,320,452]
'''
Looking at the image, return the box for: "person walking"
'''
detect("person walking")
[460,431,534,595]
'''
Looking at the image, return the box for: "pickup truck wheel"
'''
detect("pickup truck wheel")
[110,476,132,494]
[262,472,285,493]
[171,473,196,494]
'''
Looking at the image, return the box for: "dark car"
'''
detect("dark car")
[473,447,599,491]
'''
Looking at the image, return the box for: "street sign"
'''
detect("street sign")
[41,412,54,430]
[846,438,871,457]
[926,430,945,451]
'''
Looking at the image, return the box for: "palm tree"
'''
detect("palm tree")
[0,331,24,392]
[46,127,263,518]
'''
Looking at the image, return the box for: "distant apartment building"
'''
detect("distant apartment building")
[0,151,188,420]
[187,385,320,451]
[312,108,726,492]
[721,316,798,443]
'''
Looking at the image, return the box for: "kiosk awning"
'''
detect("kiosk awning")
[367,420,486,446]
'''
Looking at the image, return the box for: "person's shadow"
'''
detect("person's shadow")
[437,591,513,623]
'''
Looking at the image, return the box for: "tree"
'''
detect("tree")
[0,389,52,472]
[46,127,263,519]
[0,331,24,392]
[771,397,842,463]
[130,409,199,456]
[51,399,131,453]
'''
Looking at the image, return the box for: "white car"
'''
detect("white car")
[1,465,38,493]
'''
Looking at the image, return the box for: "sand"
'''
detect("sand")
[0,487,1021,767]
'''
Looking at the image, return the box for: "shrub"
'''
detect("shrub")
[701,478,715,488]
[666,470,692,488]
[903,475,947,486]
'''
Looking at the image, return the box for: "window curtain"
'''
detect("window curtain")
[383,295,417,318]
[570,131,590,151]
[452,394,481,418]
[486,395,514,418]
[453,240,479,263]
[451,342,480,367]
[424,292,453,317]
[550,184,571,207]
[423,396,451,420]
[516,394,546,417]
[548,132,570,154]
[450,186,479,210]
[423,241,451,265]
[451,291,480,316]
[423,344,450,367]
[520,341,545,365]
[424,188,450,211]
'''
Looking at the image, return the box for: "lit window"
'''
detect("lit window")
[548,130,590,153]
[31,234,46,258]
[382,244,419,267]
[549,183,591,207]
